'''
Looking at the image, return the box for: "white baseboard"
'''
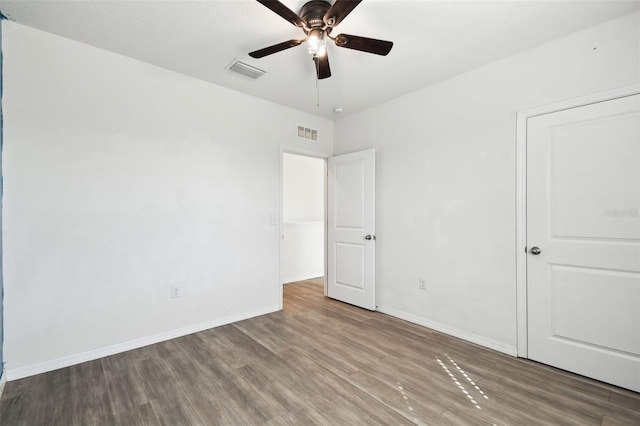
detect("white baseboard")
[6,305,280,381]
[377,305,518,357]
[0,369,6,400]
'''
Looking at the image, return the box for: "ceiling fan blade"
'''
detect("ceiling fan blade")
[323,0,362,27]
[249,39,304,58]
[314,54,331,80]
[256,0,306,27]
[333,34,393,56]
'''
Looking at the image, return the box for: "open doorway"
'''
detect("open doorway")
[281,153,326,292]
[279,147,376,311]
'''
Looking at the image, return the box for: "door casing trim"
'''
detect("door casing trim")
[515,84,639,358]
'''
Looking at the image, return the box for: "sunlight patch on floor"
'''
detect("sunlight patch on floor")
[437,354,489,411]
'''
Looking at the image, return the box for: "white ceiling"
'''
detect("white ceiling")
[2,0,639,119]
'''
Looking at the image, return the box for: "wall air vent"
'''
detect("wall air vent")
[226,59,266,80]
[297,125,318,141]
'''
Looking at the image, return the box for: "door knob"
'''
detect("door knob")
[529,246,541,255]
[364,235,375,240]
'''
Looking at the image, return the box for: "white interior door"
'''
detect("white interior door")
[327,149,376,310]
[527,94,640,392]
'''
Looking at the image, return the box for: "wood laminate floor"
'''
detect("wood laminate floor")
[1,278,639,425]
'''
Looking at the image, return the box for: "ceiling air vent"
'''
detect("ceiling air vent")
[227,59,266,80]
[298,125,318,141]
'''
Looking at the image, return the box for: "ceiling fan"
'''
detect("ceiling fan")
[249,0,393,80]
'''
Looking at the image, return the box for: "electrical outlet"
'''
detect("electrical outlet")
[171,286,181,299]
[419,277,427,290]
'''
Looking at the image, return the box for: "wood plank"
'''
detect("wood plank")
[101,351,149,415]
[158,335,268,425]
[133,345,204,425]
[69,359,113,425]
[110,403,160,426]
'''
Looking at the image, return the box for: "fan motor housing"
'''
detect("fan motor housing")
[300,0,331,29]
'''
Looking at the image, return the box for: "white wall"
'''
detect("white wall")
[334,11,640,353]
[281,223,324,283]
[282,153,324,223]
[281,154,324,283]
[2,22,333,376]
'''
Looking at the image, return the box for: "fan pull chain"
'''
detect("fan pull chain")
[314,56,320,107]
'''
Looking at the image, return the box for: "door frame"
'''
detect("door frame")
[278,145,330,310]
[515,84,639,357]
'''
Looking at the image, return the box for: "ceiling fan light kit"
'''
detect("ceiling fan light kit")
[307,29,327,57]
[250,0,393,80]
